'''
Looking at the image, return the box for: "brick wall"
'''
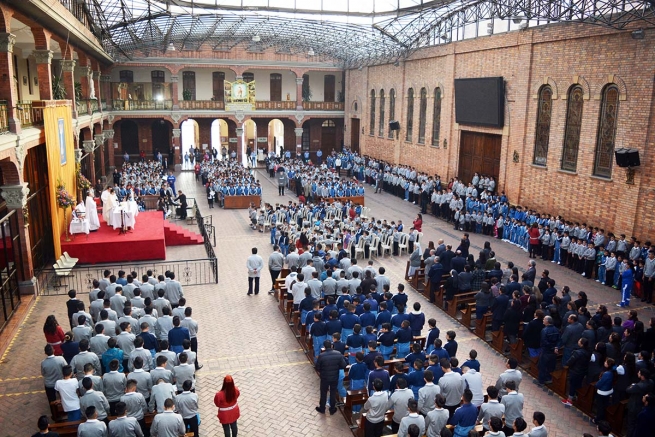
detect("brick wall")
[346,22,655,239]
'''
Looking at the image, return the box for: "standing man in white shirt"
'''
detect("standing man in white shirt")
[246,247,264,296]
[268,245,285,295]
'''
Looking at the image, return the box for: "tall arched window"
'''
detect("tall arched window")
[379,90,386,137]
[406,88,414,142]
[418,87,427,144]
[388,89,396,138]
[533,85,553,166]
[431,87,442,146]
[561,85,584,172]
[369,89,376,135]
[593,84,620,178]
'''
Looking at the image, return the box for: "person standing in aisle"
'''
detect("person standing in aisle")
[246,247,264,296]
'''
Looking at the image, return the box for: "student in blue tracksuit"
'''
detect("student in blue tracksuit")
[375,301,391,330]
[377,323,396,360]
[395,320,413,357]
[345,325,366,365]
[309,313,328,360]
[618,260,634,307]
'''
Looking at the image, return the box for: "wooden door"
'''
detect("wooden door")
[350,118,360,153]
[458,131,501,183]
[321,121,336,152]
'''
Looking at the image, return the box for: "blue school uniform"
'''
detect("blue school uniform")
[340,312,360,339]
[395,327,413,357]
[377,331,396,359]
[375,310,392,330]
[310,321,328,360]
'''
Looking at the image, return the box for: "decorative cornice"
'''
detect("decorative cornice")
[94,134,105,148]
[1,183,30,209]
[32,49,54,65]
[170,75,179,83]
[0,33,16,53]
[294,128,304,136]
[295,77,304,85]
[103,129,115,140]
[60,59,76,72]
[83,140,95,154]
[172,128,181,138]
[75,66,92,77]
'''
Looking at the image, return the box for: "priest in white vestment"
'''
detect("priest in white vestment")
[85,188,100,231]
[101,187,111,223]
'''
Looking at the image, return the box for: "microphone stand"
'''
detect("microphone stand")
[118,208,127,235]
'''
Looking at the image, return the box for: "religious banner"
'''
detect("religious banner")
[37,100,76,258]
[225,79,256,111]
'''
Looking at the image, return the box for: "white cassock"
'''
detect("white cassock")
[105,193,117,225]
[85,189,100,231]
[101,189,111,223]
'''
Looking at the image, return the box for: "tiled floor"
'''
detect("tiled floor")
[0,167,649,436]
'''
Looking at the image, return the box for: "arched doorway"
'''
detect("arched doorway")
[151,120,172,162]
[120,120,139,165]
[243,119,256,167]
[211,120,229,160]
[181,119,199,166]
[268,119,284,157]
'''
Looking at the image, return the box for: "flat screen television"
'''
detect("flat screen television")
[454,77,505,128]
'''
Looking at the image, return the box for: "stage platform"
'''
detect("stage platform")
[61,211,167,264]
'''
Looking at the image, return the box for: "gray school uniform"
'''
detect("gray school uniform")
[77,419,108,437]
[108,416,144,437]
[73,311,94,328]
[149,382,176,413]
[127,369,153,399]
[99,320,118,338]
[117,332,136,356]
[165,281,184,306]
[501,391,524,425]
[150,411,185,437]
[156,316,174,341]
[148,276,158,286]
[150,367,173,385]
[438,371,464,407]
[105,283,118,298]
[153,296,171,316]
[71,351,102,379]
[425,408,450,437]
[154,350,178,371]
[90,300,105,322]
[139,314,158,334]
[129,348,154,372]
[110,294,126,317]
[99,278,111,293]
[496,369,523,398]
[118,315,141,335]
[102,371,127,402]
[41,355,67,388]
[89,335,110,360]
[528,425,548,437]
[140,283,155,301]
[417,383,441,415]
[80,389,110,420]
[171,306,186,320]
[122,284,137,300]
[172,364,195,391]
[477,400,505,429]
[79,374,104,396]
[307,279,323,299]
[398,414,426,437]
[336,278,350,294]
[120,391,148,420]
[177,350,196,366]
[322,277,338,296]
[386,387,414,424]
[174,391,199,419]
[181,317,198,338]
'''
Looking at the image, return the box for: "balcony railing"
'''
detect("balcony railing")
[76,99,88,115]
[0,101,8,133]
[113,99,174,111]
[255,101,296,110]
[58,0,94,34]
[16,100,44,127]
[303,101,344,111]
[179,100,225,110]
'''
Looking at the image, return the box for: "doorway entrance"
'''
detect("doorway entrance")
[350,118,360,153]
[457,131,502,185]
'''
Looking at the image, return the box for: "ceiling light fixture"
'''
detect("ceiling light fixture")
[631,28,645,39]
[307,48,315,56]
[167,42,175,52]
[512,17,523,24]
[252,35,261,42]
[519,22,529,30]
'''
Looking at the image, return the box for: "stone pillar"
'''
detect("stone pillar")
[102,129,114,179]
[76,65,91,102]
[33,49,53,100]
[93,71,102,109]
[0,33,21,133]
[83,140,96,183]
[171,75,179,109]
[294,127,303,159]
[0,183,35,295]
[296,77,304,111]
[60,59,77,118]
[236,126,244,164]
[100,75,111,110]
[172,128,181,171]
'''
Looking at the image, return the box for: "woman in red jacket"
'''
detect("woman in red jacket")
[413,213,423,233]
[214,375,240,437]
[43,315,65,356]
[528,223,541,259]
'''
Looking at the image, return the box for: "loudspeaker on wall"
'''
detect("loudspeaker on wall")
[389,121,400,131]
[615,148,640,168]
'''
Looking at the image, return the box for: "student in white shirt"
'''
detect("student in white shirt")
[55,365,82,421]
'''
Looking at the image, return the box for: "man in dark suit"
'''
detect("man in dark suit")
[174,190,188,219]
[525,260,537,284]
[491,292,509,332]
[315,340,347,415]
[450,251,466,274]
[440,245,455,272]
[428,258,444,303]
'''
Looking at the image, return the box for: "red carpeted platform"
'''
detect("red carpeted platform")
[163,221,204,246]
[61,211,167,264]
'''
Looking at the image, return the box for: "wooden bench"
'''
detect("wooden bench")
[460,302,476,328]
[49,420,83,437]
[574,381,596,416]
[318,196,366,207]
[357,411,393,437]
[510,338,525,363]
[606,399,627,436]
[446,291,477,318]
[474,312,493,339]
[343,388,368,425]
[491,326,505,353]
[549,366,568,398]
[408,268,426,292]
[223,195,261,209]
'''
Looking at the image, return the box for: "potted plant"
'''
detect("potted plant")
[74,81,83,101]
[302,85,312,102]
[52,76,66,100]
[182,89,193,101]
[56,179,75,241]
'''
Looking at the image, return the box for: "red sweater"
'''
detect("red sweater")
[214,388,240,424]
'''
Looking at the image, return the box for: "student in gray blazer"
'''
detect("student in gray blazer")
[527,411,548,437]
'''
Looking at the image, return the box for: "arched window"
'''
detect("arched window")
[270,73,282,101]
[533,85,553,166]
[369,89,376,135]
[322,120,336,127]
[561,85,584,172]
[431,87,442,146]
[378,90,386,137]
[388,89,395,138]
[406,88,414,142]
[593,84,620,178]
[418,87,427,143]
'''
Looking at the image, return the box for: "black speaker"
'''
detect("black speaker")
[389,120,400,131]
[615,148,640,168]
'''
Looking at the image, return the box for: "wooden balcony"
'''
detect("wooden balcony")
[16,100,44,127]
[255,101,296,110]
[303,101,344,111]
[0,101,9,133]
[112,99,174,111]
[179,100,225,110]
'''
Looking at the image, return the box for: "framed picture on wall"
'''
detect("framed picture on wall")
[58,118,66,165]
[22,76,27,85]
[34,76,38,85]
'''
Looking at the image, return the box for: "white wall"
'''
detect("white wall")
[305,71,343,102]
[15,49,40,101]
